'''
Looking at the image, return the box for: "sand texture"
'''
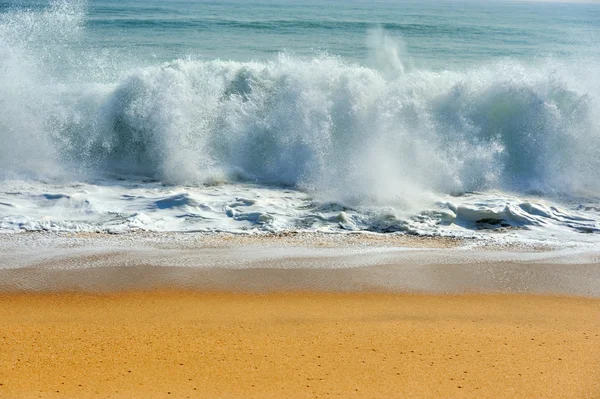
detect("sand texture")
[1,291,599,398]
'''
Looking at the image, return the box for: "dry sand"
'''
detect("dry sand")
[1,291,599,398]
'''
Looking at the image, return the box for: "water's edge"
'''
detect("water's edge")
[1,232,599,296]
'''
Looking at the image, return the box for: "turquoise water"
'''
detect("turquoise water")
[1,0,600,240]
[81,0,600,67]
[4,0,600,66]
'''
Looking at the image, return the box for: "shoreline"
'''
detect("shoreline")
[1,231,599,296]
[2,261,600,296]
[2,290,599,398]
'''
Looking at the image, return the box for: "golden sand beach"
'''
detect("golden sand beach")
[1,291,599,398]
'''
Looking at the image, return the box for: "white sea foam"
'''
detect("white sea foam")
[1,1,599,245]
[0,180,599,250]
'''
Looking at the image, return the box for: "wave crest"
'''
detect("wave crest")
[1,1,600,209]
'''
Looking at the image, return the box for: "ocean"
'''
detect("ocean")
[1,0,600,246]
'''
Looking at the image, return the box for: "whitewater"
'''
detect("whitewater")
[1,0,600,247]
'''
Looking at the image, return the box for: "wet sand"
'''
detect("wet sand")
[1,232,600,296]
[1,291,599,398]
[2,260,600,296]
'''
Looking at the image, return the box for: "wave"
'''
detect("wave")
[1,0,600,211]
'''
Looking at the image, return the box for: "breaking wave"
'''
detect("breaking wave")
[1,0,600,213]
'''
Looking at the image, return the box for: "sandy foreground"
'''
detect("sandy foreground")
[1,233,600,398]
[1,291,599,399]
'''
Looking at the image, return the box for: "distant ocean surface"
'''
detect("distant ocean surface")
[1,0,600,245]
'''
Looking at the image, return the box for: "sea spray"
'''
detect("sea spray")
[8,54,598,201]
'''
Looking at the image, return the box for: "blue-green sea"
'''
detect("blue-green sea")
[4,0,600,66]
[93,0,599,66]
[1,0,600,244]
